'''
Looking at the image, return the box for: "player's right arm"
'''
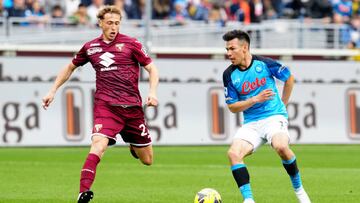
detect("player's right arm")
[227,89,275,113]
[42,62,78,110]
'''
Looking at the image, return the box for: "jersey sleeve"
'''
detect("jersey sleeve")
[266,58,291,82]
[132,40,152,66]
[223,70,239,104]
[72,45,89,67]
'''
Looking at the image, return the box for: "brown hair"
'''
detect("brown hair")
[97,5,122,20]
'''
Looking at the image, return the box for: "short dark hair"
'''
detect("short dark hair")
[222,30,250,45]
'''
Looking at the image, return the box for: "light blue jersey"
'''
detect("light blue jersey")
[222,55,290,124]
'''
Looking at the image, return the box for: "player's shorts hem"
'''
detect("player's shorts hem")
[128,142,152,147]
[91,133,117,145]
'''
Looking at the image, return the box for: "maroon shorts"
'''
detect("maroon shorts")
[92,103,151,146]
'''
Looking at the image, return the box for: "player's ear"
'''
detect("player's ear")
[242,44,247,53]
[98,20,102,28]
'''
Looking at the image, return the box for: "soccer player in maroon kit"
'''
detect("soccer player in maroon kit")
[42,6,159,203]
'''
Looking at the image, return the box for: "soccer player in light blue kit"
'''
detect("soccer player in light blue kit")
[222,30,311,203]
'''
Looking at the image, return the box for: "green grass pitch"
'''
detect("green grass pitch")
[0,145,359,203]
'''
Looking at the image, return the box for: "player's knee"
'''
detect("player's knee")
[273,144,289,156]
[91,141,107,155]
[227,148,243,162]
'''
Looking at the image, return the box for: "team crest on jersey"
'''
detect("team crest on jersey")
[255,66,263,73]
[94,124,103,132]
[87,47,102,55]
[116,43,124,51]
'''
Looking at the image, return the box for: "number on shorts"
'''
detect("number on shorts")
[139,124,149,137]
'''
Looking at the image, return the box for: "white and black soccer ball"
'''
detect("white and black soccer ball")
[194,188,222,203]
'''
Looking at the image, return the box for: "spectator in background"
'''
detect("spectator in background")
[304,0,333,23]
[263,0,278,19]
[208,2,227,26]
[170,0,189,25]
[0,0,7,17]
[69,3,91,26]
[81,0,92,6]
[332,0,352,24]
[64,0,81,17]
[284,0,307,19]
[113,0,128,20]
[6,0,30,18]
[229,0,251,24]
[26,0,49,26]
[192,0,211,21]
[51,4,66,26]
[353,0,360,17]
[342,15,360,48]
[153,0,171,19]
[28,0,46,17]
[249,0,263,23]
[51,4,64,18]
[87,0,105,24]
[126,0,145,19]
[272,0,284,17]
[3,0,13,8]
[25,0,35,10]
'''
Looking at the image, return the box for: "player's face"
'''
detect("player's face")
[225,38,247,65]
[99,13,121,41]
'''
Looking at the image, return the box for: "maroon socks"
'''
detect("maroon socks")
[79,153,100,193]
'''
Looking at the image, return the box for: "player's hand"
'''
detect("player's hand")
[145,94,158,107]
[252,89,275,103]
[42,91,56,110]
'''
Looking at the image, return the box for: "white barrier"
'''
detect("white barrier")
[0,82,359,146]
[0,56,359,146]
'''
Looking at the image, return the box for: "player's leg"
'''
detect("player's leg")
[121,106,153,165]
[228,125,262,203]
[268,116,311,203]
[78,135,109,203]
[78,103,122,203]
[271,133,310,203]
[130,144,153,165]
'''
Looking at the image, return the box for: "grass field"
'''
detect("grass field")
[0,145,359,203]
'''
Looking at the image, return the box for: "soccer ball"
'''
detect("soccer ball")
[194,188,222,203]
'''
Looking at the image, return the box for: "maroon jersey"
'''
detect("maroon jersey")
[72,33,152,106]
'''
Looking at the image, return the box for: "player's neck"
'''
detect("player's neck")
[103,40,112,44]
[239,54,252,70]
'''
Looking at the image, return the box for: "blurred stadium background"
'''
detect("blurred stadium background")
[0,0,360,202]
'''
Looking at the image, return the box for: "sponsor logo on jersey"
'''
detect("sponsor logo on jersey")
[116,43,124,51]
[241,77,266,94]
[87,47,102,55]
[99,52,115,67]
[100,66,118,72]
[90,43,100,47]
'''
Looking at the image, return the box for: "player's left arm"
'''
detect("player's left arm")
[143,62,159,107]
[281,74,295,105]
[266,59,294,105]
